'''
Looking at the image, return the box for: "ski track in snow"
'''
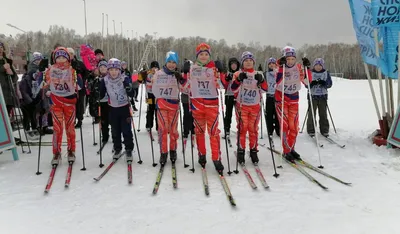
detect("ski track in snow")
[1,78,400,234]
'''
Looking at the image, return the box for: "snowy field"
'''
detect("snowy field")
[1,77,400,234]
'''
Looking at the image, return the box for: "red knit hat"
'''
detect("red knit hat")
[196,43,211,58]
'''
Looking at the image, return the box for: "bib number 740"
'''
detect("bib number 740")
[243,88,257,97]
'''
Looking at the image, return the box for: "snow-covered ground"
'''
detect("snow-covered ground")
[1,77,400,234]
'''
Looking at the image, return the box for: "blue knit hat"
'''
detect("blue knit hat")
[267,57,277,65]
[240,51,255,66]
[107,58,121,70]
[98,60,108,68]
[32,52,43,62]
[165,51,178,64]
[313,58,325,69]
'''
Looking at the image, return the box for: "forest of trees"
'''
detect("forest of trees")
[0,25,377,79]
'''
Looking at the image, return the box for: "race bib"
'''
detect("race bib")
[189,66,218,98]
[105,76,129,107]
[238,75,261,106]
[276,67,301,94]
[152,74,179,99]
[31,79,40,98]
[49,68,75,97]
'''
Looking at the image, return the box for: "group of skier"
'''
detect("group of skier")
[7,40,335,176]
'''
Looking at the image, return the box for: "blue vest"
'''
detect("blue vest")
[265,71,276,95]
[311,71,328,96]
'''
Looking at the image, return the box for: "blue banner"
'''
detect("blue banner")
[383,26,399,78]
[371,0,400,27]
[0,83,18,161]
[348,0,381,66]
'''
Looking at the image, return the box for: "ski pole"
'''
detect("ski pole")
[130,106,143,164]
[98,103,104,168]
[304,66,324,168]
[36,113,43,175]
[260,101,264,139]
[219,90,232,175]
[92,117,97,146]
[277,65,285,169]
[8,75,30,154]
[79,124,86,171]
[327,104,337,134]
[261,96,279,178]
[299,105,309,134]
[137,83,144,132]
[179,103,189,168]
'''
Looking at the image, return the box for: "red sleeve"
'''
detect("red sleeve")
[276,66,284,85]
[259,79,268,91]
[220,72,230,89]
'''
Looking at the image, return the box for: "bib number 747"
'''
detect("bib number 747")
[159,88,172,96]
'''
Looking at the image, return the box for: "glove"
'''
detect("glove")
[310,80,318,88]
[38,58,49,72]
[318,80,327,86]
[254,73,264,85]
[225,73,233,82]
[215,60,226,73]
[174,71,183,82]
[278,56,286,66]
[237,72,247,82]
[302,57,311,67]
[182,61,191,74]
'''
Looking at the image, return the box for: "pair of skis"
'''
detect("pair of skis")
[44,152,74,193]
[309,134,346,149]
[152,161,178,194]
[268,148,351,190]
[93,151,133,184]
[200,166,236,206]
[235,151,269,189]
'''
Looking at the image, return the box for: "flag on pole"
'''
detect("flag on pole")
[371,1,400,27]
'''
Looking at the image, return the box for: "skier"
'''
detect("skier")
[230,51,268,164]
[275,46,312,161]
[182,43,224,174]
[88,60,110,143]
[264,57,280,137]
[221,57,240,142]
[138,61,159,132]
[306,58,333,137]
[151,51,185,165]
[45,47,81,164]
[99,58,135,161]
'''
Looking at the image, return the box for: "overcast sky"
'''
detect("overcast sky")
[1,0,356,48]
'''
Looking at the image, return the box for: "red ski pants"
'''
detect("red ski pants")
[191,98,221,161]
[51,95,76,154]
[235,104,261,150]
[157,105,179,154]
[275,100,299,154]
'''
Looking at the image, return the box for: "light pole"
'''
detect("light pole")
[6,23,30,61]
[113,20,116,57]
[153,32,158,62]
[101,13,104,50]
[106,14,109,58]
[120,22,123,59]
[83,0,88,43]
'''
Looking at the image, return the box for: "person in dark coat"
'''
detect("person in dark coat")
[0,42,18,115]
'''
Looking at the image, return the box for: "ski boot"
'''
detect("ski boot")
[322,132,329,137]
[308,132,315,137]
[213,160,224,175]
[170,150,177,163]
[113,149,122,160]
[51,152,61,165]
[237,148,245,164]
[198,154,207,168]
[74,121,82,129]
[160,152,168,165]
[67,150,76,163]
[284,152,295,162]
[43,127,54,135]
[250,148,259,164]
[126,150,133,162]
[291,150,302,160]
